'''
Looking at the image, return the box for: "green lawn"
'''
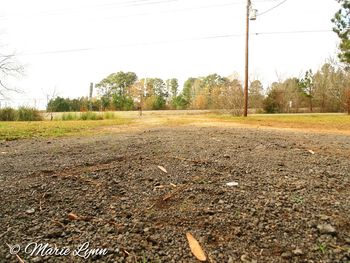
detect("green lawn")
[0,119,133,141]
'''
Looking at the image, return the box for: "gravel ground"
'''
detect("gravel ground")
[0,125,349,263]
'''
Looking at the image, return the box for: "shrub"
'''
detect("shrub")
[17,107,43,121]
[0,107,17,121]
[61,112,79,121]
[103,112,115,119]
[80,112,103,120]
[59,112,106,121]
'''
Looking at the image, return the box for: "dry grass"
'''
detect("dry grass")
[0,119,133,140]
[209,113,350,132]
[1,111,350,141]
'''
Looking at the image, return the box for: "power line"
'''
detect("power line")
[255,29,333,35]
[0,0,279,20]
[104,2,244,20]
[104,0,281,20]
[257,0,288,17]
[3,29,332,57]
[0,0,178,20]
[13,34,243,56]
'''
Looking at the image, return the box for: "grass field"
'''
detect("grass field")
[0,118,133,140]
[1,111,350,140]
[210,113,350,131]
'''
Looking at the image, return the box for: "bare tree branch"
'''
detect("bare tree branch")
[0,51,24,98]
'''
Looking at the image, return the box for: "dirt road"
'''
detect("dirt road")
[0,119,349,262]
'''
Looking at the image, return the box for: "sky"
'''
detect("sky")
[0,0,341,109]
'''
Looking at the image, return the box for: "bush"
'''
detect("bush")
[103,112,116,119]
[57,111,122,121]
[263,89,284,113]
[59,112,103,121]
[61,112,79,121]
[112,94,134,111]
[17,107,43,121]
[0,107,42,121]
[0,107,17,121]
[80,112,103,120]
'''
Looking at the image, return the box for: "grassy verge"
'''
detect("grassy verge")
[57,111,120,121]
[0,119,133,141]
[209,114,350,131]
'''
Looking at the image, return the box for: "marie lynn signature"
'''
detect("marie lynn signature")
[6,242,108,260]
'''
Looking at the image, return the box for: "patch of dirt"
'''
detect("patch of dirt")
[0,125,349,262]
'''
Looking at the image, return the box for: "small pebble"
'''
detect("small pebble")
[317,224,337,235]
[26,208,35,214]
[292,248,303,256]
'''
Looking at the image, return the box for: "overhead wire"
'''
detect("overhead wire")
[256,0,288,16]
[0,0,334,58]
[255,29,333,35]
[0,0,281,20]
[3,29,332,57]
[0,0,178,20]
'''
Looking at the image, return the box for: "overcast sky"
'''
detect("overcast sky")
[0,0,341,108]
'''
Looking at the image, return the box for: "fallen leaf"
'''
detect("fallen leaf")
[308,150,315,155]
[157,165,167,173]
[186,232,207,261]
[68,212,79,220]
[26,208,35,214]
[226,181,239,187]
[153,185,165,191]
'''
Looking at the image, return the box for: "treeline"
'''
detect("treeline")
[47,63,350,114]
[264,63,350,113]
[47,96,102,112]
[46,72,248,114]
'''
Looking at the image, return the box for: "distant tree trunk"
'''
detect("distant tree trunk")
[321,94,325,113]
[309,96,313,113]
[347,89,350,115]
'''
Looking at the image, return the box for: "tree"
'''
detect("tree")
[283,78,304,113]
[96,71,137,110]
[332,0,350,65]
[299,69,315,112]
[44,87,59,120]
[96,71,137,97]
[171,94,188,109]
[248,80,264,110]
[151,78,167,97]
[201,74,227,88]
[0,53,24,98]
[101,95,111,111]
[314,64,333,112]
[47,97,71,112]
[166,78,179,98]
[182,77,197,106]
[263,83,285,113]
[112,94,134,111]
[212,78,243,115]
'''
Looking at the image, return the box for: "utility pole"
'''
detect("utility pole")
[243,0,251,117]
[89,83,93,111]
[140,78,146,117]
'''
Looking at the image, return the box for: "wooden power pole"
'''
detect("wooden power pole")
[89,82,93,111]
[244,0,251,117]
